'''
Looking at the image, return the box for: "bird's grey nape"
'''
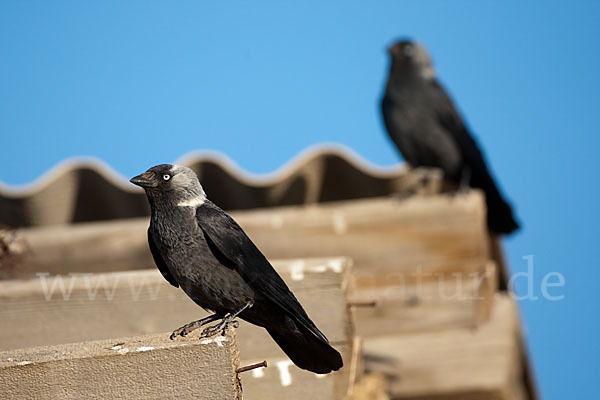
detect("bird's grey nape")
[169,165,207,207]
[419,64,435,80]
[414,44,436,80]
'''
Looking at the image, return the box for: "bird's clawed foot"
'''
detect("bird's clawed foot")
[169,322,198,340]
[393,167,442,200]
[457,167,471,194]
[199,301,253,338]
[199,318,240,338]
[169,313,221,340]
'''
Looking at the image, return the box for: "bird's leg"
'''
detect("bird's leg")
[457,167,471,194]
[392,168,419,200]
[392,188,417,200]
[199,301,254,338]
[394,167,442,200]
[170,313,223,340]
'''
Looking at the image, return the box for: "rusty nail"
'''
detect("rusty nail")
[236,360,268,374]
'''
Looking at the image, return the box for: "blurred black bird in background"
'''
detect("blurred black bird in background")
[130,164,343,374]
[381,40,519,235]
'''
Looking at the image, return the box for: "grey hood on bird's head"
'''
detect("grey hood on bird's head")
[387,40,435,81]
[130,164,207,207]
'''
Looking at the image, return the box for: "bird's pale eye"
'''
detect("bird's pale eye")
[163,174,171,181]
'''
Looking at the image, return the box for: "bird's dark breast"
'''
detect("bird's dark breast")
[383,93,462,176]
[150,214,255,313]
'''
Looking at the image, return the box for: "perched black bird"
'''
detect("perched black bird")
[381,40,519,234]
[130,164,343,374]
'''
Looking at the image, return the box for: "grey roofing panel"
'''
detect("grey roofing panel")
[0,146,408,227]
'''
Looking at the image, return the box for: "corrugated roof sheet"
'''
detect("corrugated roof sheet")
[0,145,412,227]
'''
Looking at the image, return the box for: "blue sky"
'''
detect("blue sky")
[1,1,598,397]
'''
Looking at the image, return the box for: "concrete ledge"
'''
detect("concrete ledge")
[0,331,241,400]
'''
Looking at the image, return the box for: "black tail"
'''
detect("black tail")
[471,168,519,235]
[485,189,519,234]
[267,325,343,374]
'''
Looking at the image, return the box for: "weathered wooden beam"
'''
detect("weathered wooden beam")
[0,259,497,355]
[237,192,489,286]
[14,217,151,276]
[0,258,351,350]
[0,257,358,400]
[0,331,241,399]
[11,192,490,286]
[349,373,390,400]
[363,295,527,400]
[352,262,497,336]
[240,340,359,400]
[227,258,358,400]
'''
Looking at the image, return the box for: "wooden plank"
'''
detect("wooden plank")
[349,373,390,400]
[14,218,151,277]
[240,341,354,400]
[363,295,527,400]
[0,330,241,400]
[237,192,489,286]
[11,192,490,285]
[0,257,357,400]
[1,256,498,361]
[240,334,363,400]
[352,262,497,336]
[0,257,352,351]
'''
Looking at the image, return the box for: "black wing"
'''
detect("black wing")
[429,80,490,177]
[430,80,519,233]
[195,201,327,342]
[147,229,179,288]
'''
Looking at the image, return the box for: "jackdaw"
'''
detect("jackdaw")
[130,164,343,374]
[381,39,519,234]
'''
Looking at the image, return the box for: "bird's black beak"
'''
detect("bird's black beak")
[130,172,158,188]
[387,44,400,57]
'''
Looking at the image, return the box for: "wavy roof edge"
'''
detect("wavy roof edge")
[0,144,405,197]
